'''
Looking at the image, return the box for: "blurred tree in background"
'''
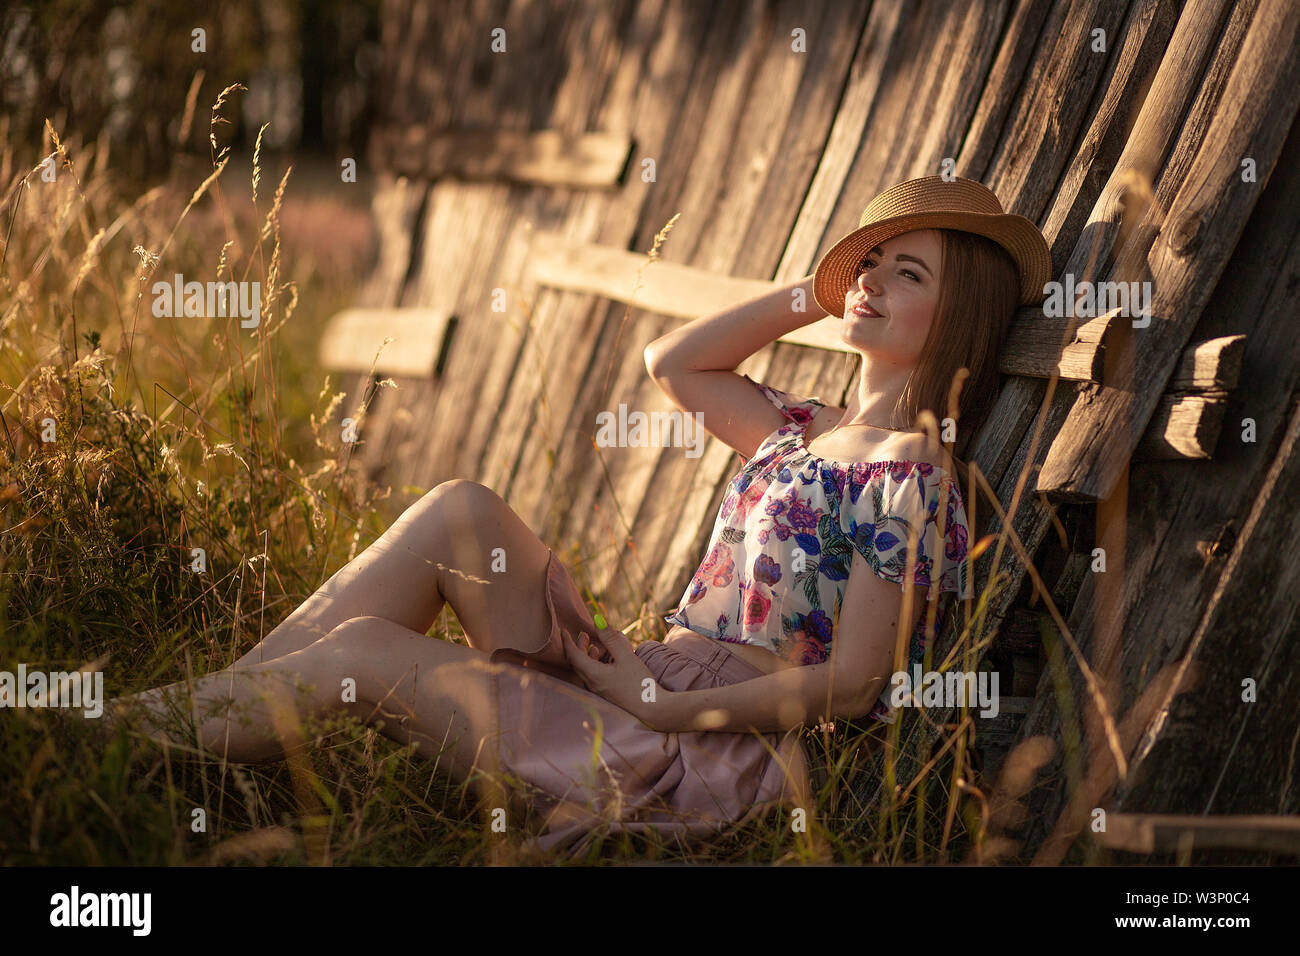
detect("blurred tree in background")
[0,0,382,182]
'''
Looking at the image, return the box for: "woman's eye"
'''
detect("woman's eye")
[858,258,920,282]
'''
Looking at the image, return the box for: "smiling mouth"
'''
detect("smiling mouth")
[848,298,883,317]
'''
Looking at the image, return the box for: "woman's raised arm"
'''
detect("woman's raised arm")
[642,272,820,375]
[641,273,824,459]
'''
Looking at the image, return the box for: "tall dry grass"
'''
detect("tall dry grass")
[0,86,490,865]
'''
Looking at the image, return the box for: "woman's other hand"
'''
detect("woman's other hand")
[560,626,660,727]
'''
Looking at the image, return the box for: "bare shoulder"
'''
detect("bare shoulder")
[809,407,955,472]
[890,431,942,466]
[838,417,942,464]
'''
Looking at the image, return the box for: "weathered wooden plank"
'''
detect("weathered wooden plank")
[955,0,1059,185]
[1134,391,1228,460]
[1011,83,1300,860]
[780,310,1118,385]
[934,0,1188,636]
[328,0,431,475]
[1114,263,1300,822]
[479,0,680,548]
[519,235,1239,460]
[1036,0,1185,289]
[440,0,647,500]
[953,0,1241,686]
[998,312,1112,383]
[1037,0,1300,500]
[526,233,772,316]
[933,0,1185,600]
[1095,814,1300,855]
[989,696,1033,715]
[355,173,427,310]
[521,232,1239,466]
[558,0,813,604]
[357,0,623,496]
[1133,337,1243,460]
[326,172,428,459]
[369,125,634,189]
[358,181,512,493]
[398,180,517,490]
[497,0,769,593]
[318,308,452,376]
[346,0,522,488]
[1169,334,1244,390]
[981,0,1139,229]
[533,0,720,579]
[777,0,906,277]
[934,0,1241,687]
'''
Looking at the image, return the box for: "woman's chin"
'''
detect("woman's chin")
[838,323,873,352]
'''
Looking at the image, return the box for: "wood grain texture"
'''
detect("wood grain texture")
[319,308,452,375]
[1013,88,1300,861]
[1095,814,1300,855]
[370,125,634,188]
[1037,0,1300,500]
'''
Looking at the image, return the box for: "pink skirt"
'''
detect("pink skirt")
[487,549,813,857]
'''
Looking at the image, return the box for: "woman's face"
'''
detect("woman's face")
[840,229,942,363]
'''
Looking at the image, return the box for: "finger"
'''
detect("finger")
[590,627,628,661]
[581,631,613,663]
[575,631,603,663]
[560,630,589,670]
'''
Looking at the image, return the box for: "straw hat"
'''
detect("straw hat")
[813,175,1052,316]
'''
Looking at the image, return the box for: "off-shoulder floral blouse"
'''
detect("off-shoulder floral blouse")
[664,375,975,723]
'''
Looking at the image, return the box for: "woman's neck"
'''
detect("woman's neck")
[836,354,915,431]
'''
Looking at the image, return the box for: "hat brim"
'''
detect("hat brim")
[813,212,1052,317]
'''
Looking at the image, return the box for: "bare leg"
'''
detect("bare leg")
[111,477,573,723]
[224,479,563,670]
[106,480,594,770]
[107,615,533,813]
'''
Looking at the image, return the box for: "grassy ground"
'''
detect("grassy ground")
[0,96,1044,866]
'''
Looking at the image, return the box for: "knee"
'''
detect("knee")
[327,615,389,638]
[431,478,499,508]
[409,479,501,531]
[319,616,430,657]
[305,617,389,661]
[309,617,394,688]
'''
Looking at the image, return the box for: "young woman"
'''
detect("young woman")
[105,175,1052,856]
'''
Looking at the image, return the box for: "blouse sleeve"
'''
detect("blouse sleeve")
[742,374,828,426]
[837,461,974,599]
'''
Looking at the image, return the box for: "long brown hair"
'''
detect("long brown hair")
[879,228,1020,486]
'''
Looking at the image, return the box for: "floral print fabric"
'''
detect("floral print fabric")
[664,375,974,723]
